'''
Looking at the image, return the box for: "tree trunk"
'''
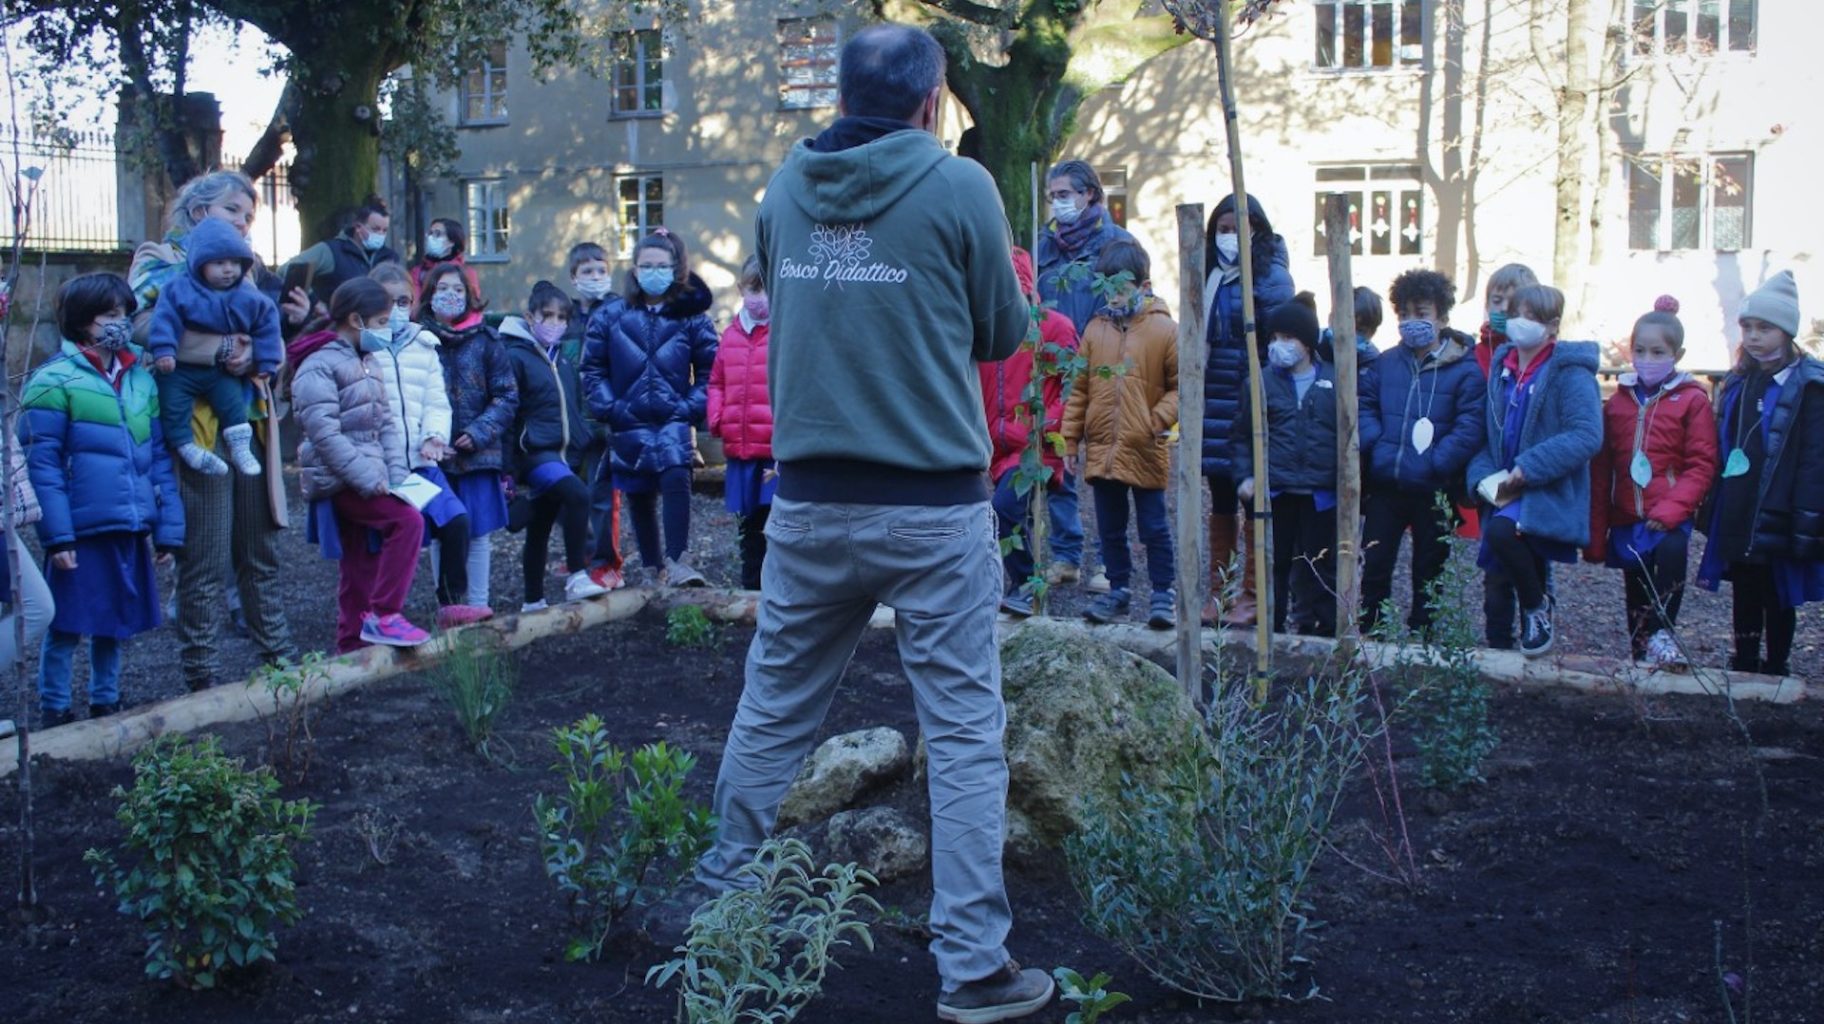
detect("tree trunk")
[1582,0,1627,319]
[288,61,387,246]
[1552,0,1592,297]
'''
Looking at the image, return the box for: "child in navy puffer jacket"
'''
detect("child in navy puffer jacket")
[145,216,280,478]
[1358,269,1485,636]
[580,229,718,587]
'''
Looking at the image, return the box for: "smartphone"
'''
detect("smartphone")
[281,261,315,300]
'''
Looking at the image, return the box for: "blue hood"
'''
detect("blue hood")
[184,217,256,280]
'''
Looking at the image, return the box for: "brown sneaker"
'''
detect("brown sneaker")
[936,960,1055,1023]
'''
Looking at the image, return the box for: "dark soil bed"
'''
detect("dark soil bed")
[5,605,1823,1023]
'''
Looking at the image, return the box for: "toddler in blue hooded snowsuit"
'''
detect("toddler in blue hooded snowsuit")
[145,216,281,477]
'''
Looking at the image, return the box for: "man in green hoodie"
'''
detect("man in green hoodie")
[661,23,1046,1024]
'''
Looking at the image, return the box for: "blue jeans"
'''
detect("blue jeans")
[992,469,1067,592]
[1090,480,1174,594]
[39,630,121,712]
[1047,472,1085,566]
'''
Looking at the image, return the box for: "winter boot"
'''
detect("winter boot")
[223,422,262,476]
[1220,516,1260,627]
[1202,512,1239,625]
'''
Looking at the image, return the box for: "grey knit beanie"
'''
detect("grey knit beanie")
[1738,270,1800,338]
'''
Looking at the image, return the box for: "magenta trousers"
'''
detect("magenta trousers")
[332,489,425,652]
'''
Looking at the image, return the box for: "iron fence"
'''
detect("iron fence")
[0,127,128,253]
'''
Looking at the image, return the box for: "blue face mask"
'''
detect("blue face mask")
[359,327,390,353]
[1398,319,1438,350]
[362,230,387,252]
[637,267,674,297]
[1489,310,1509,335]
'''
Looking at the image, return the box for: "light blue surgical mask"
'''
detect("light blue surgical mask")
[637,267,674,297]
[359,327,390,353]
[363,230,387,252]
[388,305,411,336]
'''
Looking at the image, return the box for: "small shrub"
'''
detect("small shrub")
[249,652,329,783]
[647,837,879,1024]
[1066,669,1374,1002]
[665,605,717,648]
[1391,538,1497,789]
[84,735,315,989]
[424,631,517,760]
[533,715,716,962]
[1055,967,1131,1023]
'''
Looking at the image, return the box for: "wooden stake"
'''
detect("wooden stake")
[1174,204,1209,702]
[1325,194,1360,641]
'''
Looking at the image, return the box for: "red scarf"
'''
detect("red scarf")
[79,346,136,392]
[1500,339,1556,387]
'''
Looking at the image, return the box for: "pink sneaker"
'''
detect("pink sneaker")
[361,612,430,648]
[436,604,494,629]
[588,564,626,591]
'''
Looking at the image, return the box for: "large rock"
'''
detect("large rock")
[824,806,930,883]
[999,619,1207,849]
[776,726,910,828]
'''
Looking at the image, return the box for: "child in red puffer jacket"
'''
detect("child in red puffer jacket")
[707,256,774,590]
[981,247,1079,616]
[1586,296,1718,668]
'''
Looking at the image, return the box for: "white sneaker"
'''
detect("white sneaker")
[665,557,707,588]
[520,600,549,614]
[1646,629,1688,671]
[1084,570,1112,594]
[178,442,229,476]
[222,423,262,476]
[1046,562,1081,585]
[564,569,609,601]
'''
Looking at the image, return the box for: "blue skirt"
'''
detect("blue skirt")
[46,531,161,639]
[724,458,777,517]
[414,464,470,533]
[450,471,508,536]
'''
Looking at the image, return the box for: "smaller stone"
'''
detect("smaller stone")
[824,806,930,884]
[777,727,910,827]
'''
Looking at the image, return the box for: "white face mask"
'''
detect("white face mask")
[1505,317,1549,349]
[1050,198,1081,225]
[1267,339,1303,369]
[425,234,452,259]
[574,277,612,301]
[1215,233,1240,263]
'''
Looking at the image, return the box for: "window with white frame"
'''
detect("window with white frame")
[609,30,664,117]
[1312,165,1424,257]
[616,174,664,258]
[779,16,840,110]
[1631,0,1754,58]
[464,179,510,259]
[1315,0,1423,70]
[1627,153,1752,251]
[459,43,508,124]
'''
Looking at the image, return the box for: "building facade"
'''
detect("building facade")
[411,0,1819,370]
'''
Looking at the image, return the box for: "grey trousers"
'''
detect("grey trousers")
[701,497,1012,987]
[175,433,296,686]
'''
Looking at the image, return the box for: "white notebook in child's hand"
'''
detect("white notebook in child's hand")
[390,472,443,511]
[1476,470,1512,507]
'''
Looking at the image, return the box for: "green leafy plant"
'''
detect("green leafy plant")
[533,716,716,962]
[647,837,879,1024]
[665,604,718,649]
[1054,967,1132,1023]
[1066,668,1374,1002]
[1386,532,1498,789]
[424,631,517,761]
[84,735,316,989]
[249,651,329,784]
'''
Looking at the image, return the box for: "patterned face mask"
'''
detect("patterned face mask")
[94,319,133,351]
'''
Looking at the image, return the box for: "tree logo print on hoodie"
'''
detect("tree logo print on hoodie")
[777,224,910,289]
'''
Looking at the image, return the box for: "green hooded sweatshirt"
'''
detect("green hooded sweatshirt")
[756,125,1027,503]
